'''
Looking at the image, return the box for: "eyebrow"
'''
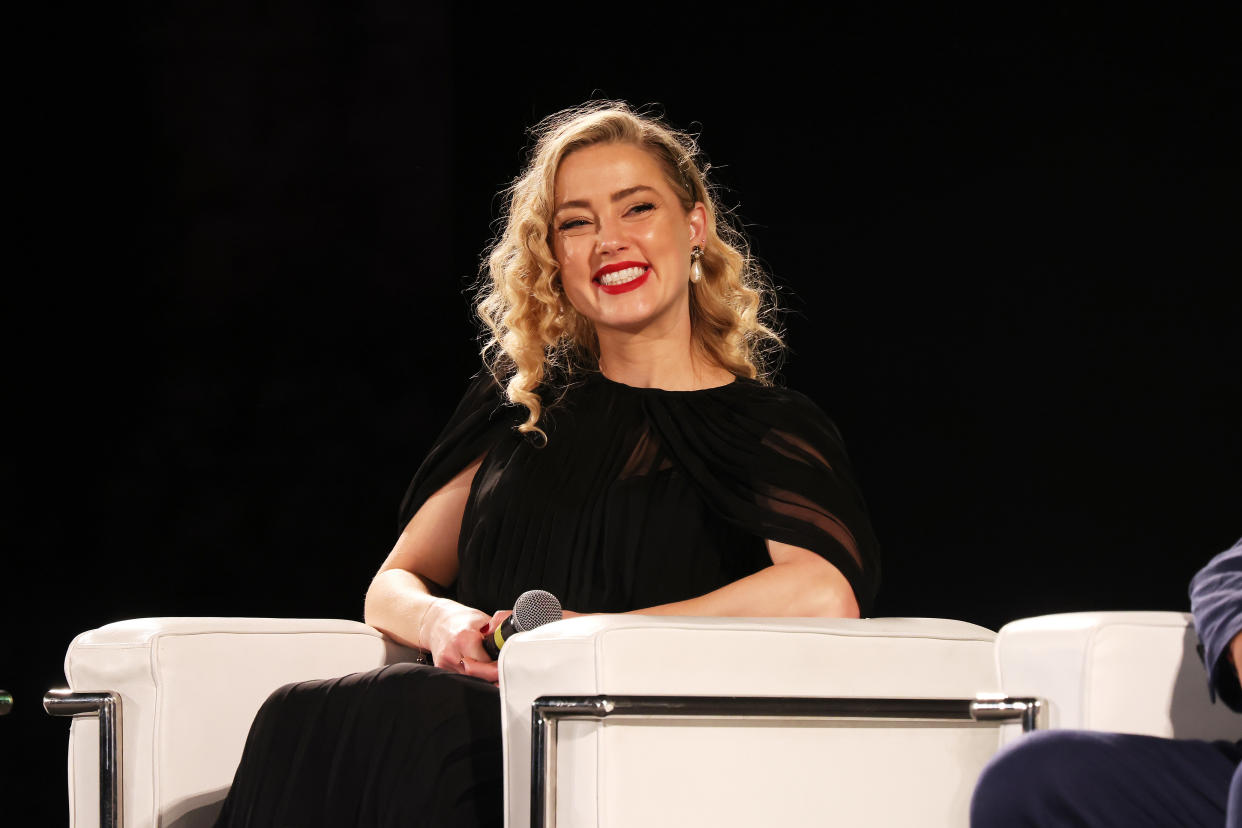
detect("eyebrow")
[553,185,657,215]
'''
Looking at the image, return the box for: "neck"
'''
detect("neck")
[595,316,733,391]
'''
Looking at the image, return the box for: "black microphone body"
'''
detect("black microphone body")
[483,589,562,659]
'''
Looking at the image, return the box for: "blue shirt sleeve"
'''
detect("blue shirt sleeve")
[1189,537,1242,712]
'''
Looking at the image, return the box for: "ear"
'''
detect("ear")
[688,202,708,246]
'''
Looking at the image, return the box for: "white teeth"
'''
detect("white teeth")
[599,266,646,286]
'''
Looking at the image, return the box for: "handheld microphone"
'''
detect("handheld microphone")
[482,589,562,659]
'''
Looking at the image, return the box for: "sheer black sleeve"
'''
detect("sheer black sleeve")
[641,380,881,614]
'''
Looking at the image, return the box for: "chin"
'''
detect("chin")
[593,315,656,336]
[599,299,688,335]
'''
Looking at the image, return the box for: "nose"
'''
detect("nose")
[594,216,627,257]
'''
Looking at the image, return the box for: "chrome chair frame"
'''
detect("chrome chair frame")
[529,693,1041,828]
[42,684,1038,828]
[45,689,124,828]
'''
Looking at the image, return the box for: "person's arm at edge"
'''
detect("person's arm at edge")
[1189,538,1242,706]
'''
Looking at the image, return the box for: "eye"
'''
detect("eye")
[626,202,655,216]
[557,217,591,232]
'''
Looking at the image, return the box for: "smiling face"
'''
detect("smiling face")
[551,142,706,342]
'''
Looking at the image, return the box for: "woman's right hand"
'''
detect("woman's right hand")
[422,599,499,683]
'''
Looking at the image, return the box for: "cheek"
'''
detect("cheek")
[555,237,586,272]
[555,242,590,303]
[646,218,686,256]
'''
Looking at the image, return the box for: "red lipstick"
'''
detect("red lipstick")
[594,261,650,295]
[593,261,649,280]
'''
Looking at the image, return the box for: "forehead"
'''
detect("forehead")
[554,142,671,202]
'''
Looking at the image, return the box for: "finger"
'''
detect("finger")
[435,649,465,673]
[460,655,499,684]
[454,629,492,663]
[487,609,513,634]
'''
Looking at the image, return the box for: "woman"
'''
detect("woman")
[215,101,879,828]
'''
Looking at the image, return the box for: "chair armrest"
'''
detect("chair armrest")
[499,615,1000,828]
[58,617,423,828]
[997,611,1242,739]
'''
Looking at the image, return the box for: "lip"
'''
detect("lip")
[599,268,649,295]
[593,260,650,281]
[593,260,651,295]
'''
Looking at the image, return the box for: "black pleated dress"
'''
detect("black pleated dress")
[215,370,880,828]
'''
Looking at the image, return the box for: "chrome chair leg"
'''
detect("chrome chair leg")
[46,689,123,828]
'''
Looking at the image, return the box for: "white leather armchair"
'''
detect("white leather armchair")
[48,612,1240,828]
[995,611,1240,741]
[500,615,1009,828]
[46,618,425,828]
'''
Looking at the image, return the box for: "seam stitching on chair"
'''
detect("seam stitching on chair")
[597,628,996,643]
[1080,626,1097,730]
[81,622,381,647]
[595,634,606,828]
[152,636,164,827]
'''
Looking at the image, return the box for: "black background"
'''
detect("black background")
[8,5,1240,821]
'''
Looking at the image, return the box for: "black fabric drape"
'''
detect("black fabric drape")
[400,370,880,615]
[215,664,502,828]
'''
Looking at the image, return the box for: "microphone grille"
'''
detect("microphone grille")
[512,589,563,632]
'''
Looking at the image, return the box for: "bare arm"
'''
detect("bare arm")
[485,541,858,652]
[364,457,500,682]
[628,540,860,619]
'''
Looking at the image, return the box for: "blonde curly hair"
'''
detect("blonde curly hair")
[477,101,784,440]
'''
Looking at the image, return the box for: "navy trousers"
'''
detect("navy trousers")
[971,730,1242,828]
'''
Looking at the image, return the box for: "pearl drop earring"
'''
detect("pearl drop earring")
[690,245,704,284]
